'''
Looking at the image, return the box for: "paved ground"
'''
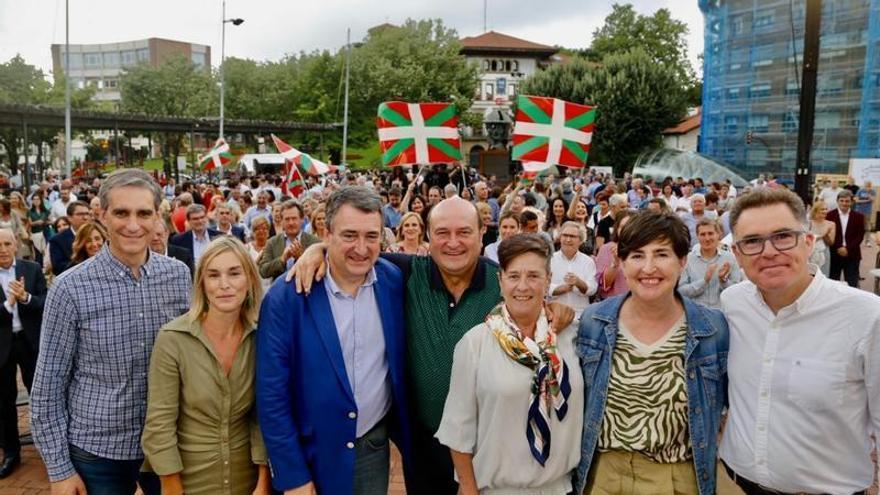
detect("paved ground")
[1,241,878,494]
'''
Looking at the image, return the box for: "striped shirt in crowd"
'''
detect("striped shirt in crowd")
[30,246,191,481]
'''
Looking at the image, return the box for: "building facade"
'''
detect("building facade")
[50,38,211,103]
[700,0,880,178]
[458,31,559,166]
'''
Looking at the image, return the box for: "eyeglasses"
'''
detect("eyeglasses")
[734,230,805,256]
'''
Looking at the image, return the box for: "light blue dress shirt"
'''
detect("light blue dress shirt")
[323,266,391,437]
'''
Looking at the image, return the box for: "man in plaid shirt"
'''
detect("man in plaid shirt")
[30,169,191,495]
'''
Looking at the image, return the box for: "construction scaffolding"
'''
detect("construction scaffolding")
[699,0,880,179]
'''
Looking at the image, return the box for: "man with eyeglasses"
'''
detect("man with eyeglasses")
[719,188,879,495]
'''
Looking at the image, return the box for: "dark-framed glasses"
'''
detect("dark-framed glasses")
[734,229,806,256]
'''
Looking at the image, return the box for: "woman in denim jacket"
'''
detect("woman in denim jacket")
[573,211,729,495]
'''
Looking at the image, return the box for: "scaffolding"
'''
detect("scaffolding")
[699,0,880,179]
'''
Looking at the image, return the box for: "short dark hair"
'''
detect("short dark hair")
[497,233,551,272]
[325,186,383,231]
[730,188,806,237]
[281,199,304,218]
[616,211,690,260]
[67,200,89,217]
[520,210,539,224]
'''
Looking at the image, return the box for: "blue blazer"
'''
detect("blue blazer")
[256,258,412,493]
[48,228,74,275]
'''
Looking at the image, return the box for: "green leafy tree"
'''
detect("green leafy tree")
[0,55,93,174]
[589,4,697,88]
[119,54,216,176]
[345,19,478,157]
[521,48,688,174]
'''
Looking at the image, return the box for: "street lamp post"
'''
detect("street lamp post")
[219,0,243,141]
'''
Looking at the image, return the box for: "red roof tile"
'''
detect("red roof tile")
[460,31,557,54]
[663,108,702,135]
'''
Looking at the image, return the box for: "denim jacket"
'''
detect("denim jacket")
[573,293,729,495]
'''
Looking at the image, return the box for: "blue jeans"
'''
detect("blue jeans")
[69,445,160,495]
[352,418,389,495]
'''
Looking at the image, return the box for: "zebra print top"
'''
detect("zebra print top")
[597,317,692,464]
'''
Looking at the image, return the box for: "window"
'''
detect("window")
[512,60,519,71]
[731,16,745,35]
[103,51,120,68]
[818,75,844,96]
[727,87,741,100]
[750,82,772,98]
[754,9,775,29]
[814,112,841,129]
[63,52,83,69]
[724,115,739,133]
[749,115,769,132]
[785,80,800,96]
[84,53,102,69]
[191,52,206,67]
[483,59,490,71]
[484,82,494,100]
[136,48,149,63]
[121,50,136,66]
[104,79,118,89]
[504,60,511,71]
[508,83,516,96]
[491,60,498,71]
[782,112,798,131]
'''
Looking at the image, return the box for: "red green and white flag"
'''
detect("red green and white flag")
[512,95,596,169]
[271,134,331,176]
[198,138,233,170]
[282,159,306,198]
[377,101,462,166]
[271,134,303,162]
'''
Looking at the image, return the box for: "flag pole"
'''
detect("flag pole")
[341,28,351,168]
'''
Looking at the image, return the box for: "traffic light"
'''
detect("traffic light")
[746,130,753,145]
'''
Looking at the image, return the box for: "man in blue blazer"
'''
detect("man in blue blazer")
[48,201,90,275]
[257,186,411,495]
[168,204,221,265]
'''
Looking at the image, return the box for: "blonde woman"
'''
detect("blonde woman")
[70,220,108,267]
[808,200,835,277]
[388,211,428,255]
[310,205,327,239]
[143,237,270,495]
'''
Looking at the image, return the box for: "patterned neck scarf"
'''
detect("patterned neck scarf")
[486,303,571,466]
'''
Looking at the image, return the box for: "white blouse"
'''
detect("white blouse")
[436,322,584,495]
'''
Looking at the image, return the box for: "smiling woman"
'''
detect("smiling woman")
[573,211,730,495]
[436,233,585,494]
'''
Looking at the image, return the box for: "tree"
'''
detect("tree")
[119,54,216,176]
[0,55,93,175]
[345,19,478,154]
[589,4,696,86]
[521,48,688,175]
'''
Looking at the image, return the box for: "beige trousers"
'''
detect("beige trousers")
[585,450,699,495]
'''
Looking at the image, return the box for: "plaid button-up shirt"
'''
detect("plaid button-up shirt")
[31,246,191,481]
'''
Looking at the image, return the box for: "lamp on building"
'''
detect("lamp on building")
[219,0,244,141]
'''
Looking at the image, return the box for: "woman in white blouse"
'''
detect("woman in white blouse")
[436,233,584,494]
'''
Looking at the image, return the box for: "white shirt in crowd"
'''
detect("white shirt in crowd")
[819,186,840,206]
[0,261,25,332]
[837,208,850,247]
[549,250,597,318]
[50,196,76,221]
[719,270,880,493]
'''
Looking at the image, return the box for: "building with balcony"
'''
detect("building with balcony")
[699,0,880,179]
[50,38,211,103]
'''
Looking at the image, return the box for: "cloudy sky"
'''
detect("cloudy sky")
[0,0,703,75]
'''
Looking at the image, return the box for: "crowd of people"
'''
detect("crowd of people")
[0,163,875,495]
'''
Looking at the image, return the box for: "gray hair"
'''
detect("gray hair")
[559,220,586,242]
[691,193,706,203]
[325,186,383,232]
[186,203,206,218]
[99,168,163,211]
[836,189,854,200]
[0,227,18,246]
[444,183,458,196]
[609,193,628,207]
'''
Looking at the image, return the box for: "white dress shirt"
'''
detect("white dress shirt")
[549,250,597,319]
[720,270,880,493]
[0,262,25,333]
[837,208,850,247]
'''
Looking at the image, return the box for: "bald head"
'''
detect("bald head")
[428,197,482,235]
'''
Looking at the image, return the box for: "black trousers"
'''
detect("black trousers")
[405,421,458,495]
[829,251,860,288]
[0,332,37,456]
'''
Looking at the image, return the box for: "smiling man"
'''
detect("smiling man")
[719,188,880,494]
[31,169,191,495]
[257,186,411,495]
